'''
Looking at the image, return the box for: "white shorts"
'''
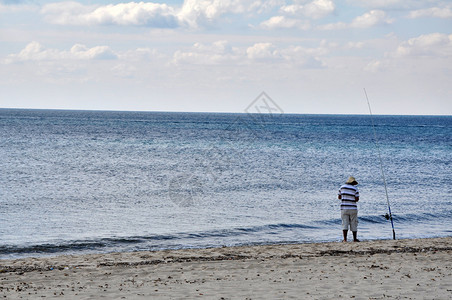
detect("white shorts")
[341,209,358,231]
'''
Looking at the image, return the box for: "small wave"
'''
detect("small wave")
[2,210,450,258]
[359,210,452,225]
[0,223,319,257]
[359,215,388,224]
[0,235,179,256]
[0,241,107,255]
[316,210,452,226]
[392,210,451,222]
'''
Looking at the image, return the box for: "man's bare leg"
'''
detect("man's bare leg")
[343,230,348,242]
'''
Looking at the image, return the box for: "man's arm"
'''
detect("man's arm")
[355,196,359,202]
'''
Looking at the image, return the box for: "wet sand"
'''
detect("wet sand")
[1,237,451,299]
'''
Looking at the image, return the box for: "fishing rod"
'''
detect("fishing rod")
[363,88,396,240]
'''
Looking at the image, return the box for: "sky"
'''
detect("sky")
[0,0,451,114]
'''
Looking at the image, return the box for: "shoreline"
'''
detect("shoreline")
[2,237,452,273]
[1,237,451,299]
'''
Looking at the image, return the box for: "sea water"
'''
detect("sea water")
[0,109,451,259]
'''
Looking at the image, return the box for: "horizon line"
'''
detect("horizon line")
[0,107,451,117]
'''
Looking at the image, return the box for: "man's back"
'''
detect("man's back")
[338,183,359,210]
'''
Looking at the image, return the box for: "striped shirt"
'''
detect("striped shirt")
[338,184,359,210]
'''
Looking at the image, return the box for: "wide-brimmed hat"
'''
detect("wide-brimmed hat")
[346,176,358,185]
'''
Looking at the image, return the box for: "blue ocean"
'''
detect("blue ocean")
[0,109,451,259]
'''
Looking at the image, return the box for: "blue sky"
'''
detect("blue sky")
[1,0,451,114]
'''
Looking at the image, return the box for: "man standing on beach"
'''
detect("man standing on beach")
[338,176,360,242]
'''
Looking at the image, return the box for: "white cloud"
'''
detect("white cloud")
[121,47,164,62]
[4,40,328,68]
[393,33,452,57]
[173,40,241,65]
[364,60,382,72]
[178,0,282,28]
[245,42,327,67]
[41,1,179,27]
[194,40,232,53]
[171,40,327,67]
[250,0,285,14]
[246,42,281,60]
[179,0,243,28]
[319,10,393,30]
[260,15,310,30]
[280,0,335,19]
[260,0,334,30]
[279,45,326,68]
[3,41,118,63]
[408,6,452,19]
[71,44,117,60]
[351,10,393,28]
[39,1,281,29]
[40,1,96,23]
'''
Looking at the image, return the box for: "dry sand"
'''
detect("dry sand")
[1,237,451,299]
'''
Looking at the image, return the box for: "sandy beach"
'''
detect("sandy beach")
[1,237,451,299]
